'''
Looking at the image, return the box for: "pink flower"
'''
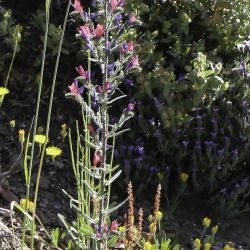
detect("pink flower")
[104,82,112,91]
[68,80,84,96]
[129,15,137,23]
[73,0,83,14]
[110,0,124,11]
[109,220,119,232]
[93,150,102,167]
[75,65,88,80]
[79,24,93,39]
[94,24,104,38]
[87,123,95,134]
[129,55,139,68]
[120,41,134,54]
[127,42,134,52]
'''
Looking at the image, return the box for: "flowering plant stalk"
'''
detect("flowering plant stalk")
[60,0,141,248]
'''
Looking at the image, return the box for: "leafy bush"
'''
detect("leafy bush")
[116,0,250,216]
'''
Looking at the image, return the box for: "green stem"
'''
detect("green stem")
[29,1,70,248]
[105,135,115,214]
[5,39,17,88]
[0,32,18,108]
[98,0,109,234]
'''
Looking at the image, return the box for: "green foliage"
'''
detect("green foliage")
[121,0,250,216]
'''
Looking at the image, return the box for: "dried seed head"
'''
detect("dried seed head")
[126,181,135,246]
[137,207,143,240]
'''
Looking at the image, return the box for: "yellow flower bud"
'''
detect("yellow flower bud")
[211,225,218,234]
[18,129,25,144]
[37,126,44,134]
[223,245,235,250]
[155,211,163,221]
[204,242,211,250]
[61,123,67,139]
[144,242,152,250]
[118,226,125,233]
[202,217,211,228]
[180,172,189,182]
[20,198,34,213]
[61,123,67,130]
[10,120,15,128]
[149,222,156,233]
[148,214,153,222]
[193,238,201,250]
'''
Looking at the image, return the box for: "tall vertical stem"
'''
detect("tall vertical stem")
[29,1,71,248]
[98,0,109,232]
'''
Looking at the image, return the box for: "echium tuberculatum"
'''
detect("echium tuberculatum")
[64,0,141,248]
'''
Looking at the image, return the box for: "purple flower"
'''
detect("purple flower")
[114,13,123,27]
[135,156,143,162]
[213,107,219,113]
[194,140,202,152]
[128,145,134,152]
[150,166,160,174]
[220,188,227,195]
[153,97,164,108]
[128,55,139,68]
[182,140,189,147]
[126,103,135,112]
[177,73,185,81]
[211,132,217,139]
[217,148,224,156]
[204,140,212,146]
[123,78,134,86]
[232,149,238,158]
[108,63,115,73]
[148,117,155,125]
[135,145,144,155]
[124,159,130,166]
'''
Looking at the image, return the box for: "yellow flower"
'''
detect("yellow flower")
[223,245,235,250]
[46,146,62,158]
[180,172,189,182]
[211,225,218,234]
[34,134,47,144]
[193,238,201,250]
[0,87,9,96]
[20,198,34,212]
[118,226,126,233]
[204,242,211,250]
[144,242,152,250]
[202,217,211,228]
[19,129,25,144]
[155,211,163,221]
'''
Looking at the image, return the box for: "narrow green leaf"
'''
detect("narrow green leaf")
[105,170,122,186]
[103,197,129,215]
